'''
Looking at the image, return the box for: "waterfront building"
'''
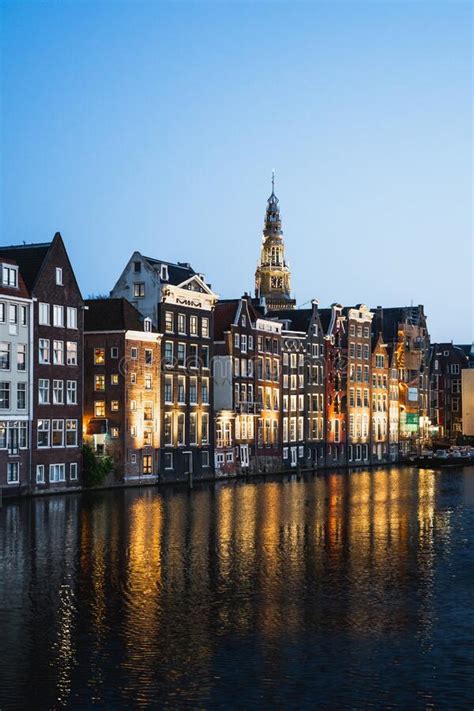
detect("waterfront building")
[255,176,296,312]
[111,253,218,481]
[274,301,326,469]
[461,368,474,437]
[254,308,283,471]
[0,234,84,491]
[213,296,257,475]
[429,343,469,441]
[320,304,347,466]
[280,325,306,468]
[387,346,400,460]
[370,332,390,463]
[0,259,32,495]
[372,306,430,455]
[84,298,161,484]
[343,305,374,465]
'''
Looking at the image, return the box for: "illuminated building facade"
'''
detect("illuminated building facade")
[429,343,469,441]
[280,329,306,468]
[320,304,347,466]
[370,332,390,463]
[374,306,430,454]
[275,301,326,468]
[112,252,218,482]
[344,305,374,465]
[254,312,282,470]
[388,346,400,460]
[255,176,296,312]
[213,297,257,475]
[84,298,161,483]
[0,234,84,493]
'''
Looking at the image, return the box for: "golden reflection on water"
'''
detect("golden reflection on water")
[73,467,444,702]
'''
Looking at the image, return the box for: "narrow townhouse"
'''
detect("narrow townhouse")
[343,305,374,466]
[273,301,326,469]
[253,306,282,471]
[0,259,32,495]
[320,305,347,467]
[370,332,390,464]
[84,298,161,484]
[213,297,257,476]
[0,235,84,492]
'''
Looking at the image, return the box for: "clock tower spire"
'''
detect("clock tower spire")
[255,174,296,311]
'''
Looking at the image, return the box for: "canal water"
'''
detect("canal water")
[1,466,473,709]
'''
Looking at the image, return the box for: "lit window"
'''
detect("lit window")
[94,348,105,365]
[95,375,105,391]
[94,401,105,417]
[165,312,174,332]
[52,419,64,447]
[66,419,78,446]
[111,400,119,411]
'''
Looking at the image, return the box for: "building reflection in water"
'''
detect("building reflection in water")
[1,466,469,709]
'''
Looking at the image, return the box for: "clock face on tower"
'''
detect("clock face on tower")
[271,276,283,290]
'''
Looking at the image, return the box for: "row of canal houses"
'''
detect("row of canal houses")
[0,183,470,495]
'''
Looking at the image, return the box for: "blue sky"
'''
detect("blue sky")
[1,1,472,342]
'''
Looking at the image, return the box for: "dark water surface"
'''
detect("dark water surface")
[1,466,473,710]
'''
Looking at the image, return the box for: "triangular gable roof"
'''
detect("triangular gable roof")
[0,233,83,299]
[177,273,216,296]
[0,242,50,291]
[214,300,240,340]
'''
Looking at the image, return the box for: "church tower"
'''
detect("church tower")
[255,174,296,311]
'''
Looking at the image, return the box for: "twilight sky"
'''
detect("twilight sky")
[1,1,472,342]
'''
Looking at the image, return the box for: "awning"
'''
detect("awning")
[87,419,108,435]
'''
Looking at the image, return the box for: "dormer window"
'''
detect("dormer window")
[2,265,18,288]
[56,267,63,285]
[144,317,152,332]
[160,265,169,281]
